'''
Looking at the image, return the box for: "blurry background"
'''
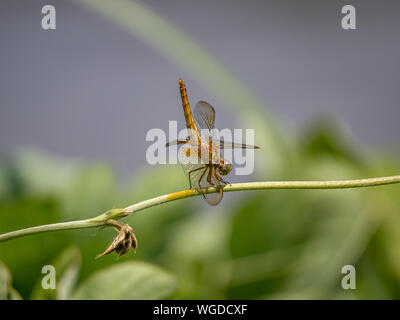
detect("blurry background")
[0,0,399,299]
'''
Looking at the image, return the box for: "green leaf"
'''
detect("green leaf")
[163,210,231,299]
[70,261,177,300]
[14,149,82,198]
[0,198,71,297]
[300,117,362,164]
[31,246,81,300]
[14,149,117,220]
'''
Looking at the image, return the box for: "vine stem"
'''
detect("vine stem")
[0,175,399,243]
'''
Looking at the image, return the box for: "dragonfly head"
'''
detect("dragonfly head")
[218,160,232,176]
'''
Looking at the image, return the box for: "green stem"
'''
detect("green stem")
[0,219,103,243]
[0,175,399,243]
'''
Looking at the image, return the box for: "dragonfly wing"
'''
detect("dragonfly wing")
[194,101,215,130]
[166,139,189,147]
[179,145,205,187]
[194,101,220,147]
[198,166,223,206]
[218,140,260,149]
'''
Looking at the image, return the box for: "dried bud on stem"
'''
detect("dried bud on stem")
[96,219,138,258]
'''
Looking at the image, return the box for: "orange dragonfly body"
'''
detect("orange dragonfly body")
[166,78,259,206]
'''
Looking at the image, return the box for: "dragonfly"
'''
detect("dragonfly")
[166,78,259,206]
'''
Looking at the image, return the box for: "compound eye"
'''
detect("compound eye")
[219,163,232,175]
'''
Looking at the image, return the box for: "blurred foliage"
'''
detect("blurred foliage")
[0,260,21,300]
[0,0,397,301]
[31,246,81,300]
[71,261,177,300]
[0,117,399,300]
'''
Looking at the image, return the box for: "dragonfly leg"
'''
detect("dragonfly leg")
[220,177,230,185]
[207,166,224,194]
[210,168,224,199]
[198,166,208,189]
[188,166,206,189]
[206,166,217,187]
[198,166,209,191]
[214,171,230,185]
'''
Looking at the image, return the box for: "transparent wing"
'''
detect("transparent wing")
[179,145,205,188]
[198,166,223,206]
[165,139,189,147]
[218,140,260,149]
[179,146,223,206]
[194,101,215,130]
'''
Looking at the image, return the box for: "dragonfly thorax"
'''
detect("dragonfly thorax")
[198,142,221,165]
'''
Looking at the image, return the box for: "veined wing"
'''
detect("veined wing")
[218,140,260,149]
[194,100,221,150]
[165,139,189,147]
[179,145,204,185]
[165,137,259,150]
[197,166,223,206]
[194,101,215,131]
[179,146,223,206]
[165,136,199,148]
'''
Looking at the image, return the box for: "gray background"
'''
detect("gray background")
[0,0,399,178]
